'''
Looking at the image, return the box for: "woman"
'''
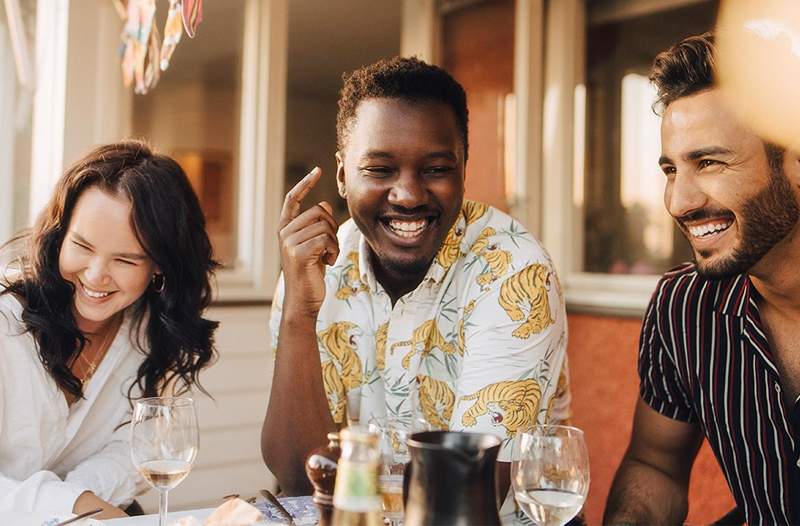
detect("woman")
[0,141,218,519]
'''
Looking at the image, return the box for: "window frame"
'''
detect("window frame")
[540,0,710,316]
[213,0,288,302]
[23,0,288,303]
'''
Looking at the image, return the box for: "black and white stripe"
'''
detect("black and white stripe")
[639,264,799,524]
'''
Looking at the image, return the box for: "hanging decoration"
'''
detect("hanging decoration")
[116,0,203,95]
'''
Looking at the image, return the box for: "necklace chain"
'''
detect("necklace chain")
[75,315,122,387]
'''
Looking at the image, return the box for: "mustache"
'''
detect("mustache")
[675,208,735,226]
[380,205,440,217]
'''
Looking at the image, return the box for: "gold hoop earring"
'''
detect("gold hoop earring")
[152,273,166,294]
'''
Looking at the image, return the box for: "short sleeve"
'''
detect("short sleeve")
[638,287,696,422]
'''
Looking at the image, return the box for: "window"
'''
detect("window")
[579,1,717,276]
[541,0,719,314]
[129,0,288,301]
[131,2,245,268]
[0,0,35,242]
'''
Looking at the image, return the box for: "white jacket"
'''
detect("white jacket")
[0,293,148,513]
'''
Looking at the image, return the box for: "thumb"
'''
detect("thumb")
[318,201,334,216]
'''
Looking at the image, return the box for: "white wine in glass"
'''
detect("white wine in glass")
[511,425,590,526]
[131,397,199,526]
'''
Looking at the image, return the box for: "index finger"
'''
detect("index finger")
[279,167,322,228]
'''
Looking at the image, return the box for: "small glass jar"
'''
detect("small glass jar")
[331,425,383,526]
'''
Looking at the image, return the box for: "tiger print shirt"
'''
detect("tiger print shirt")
[270,200,571,460]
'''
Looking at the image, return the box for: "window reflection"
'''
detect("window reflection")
[130,1,244,267]
[580,1,718,274]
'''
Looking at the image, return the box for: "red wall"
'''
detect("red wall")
[567,313,736,525]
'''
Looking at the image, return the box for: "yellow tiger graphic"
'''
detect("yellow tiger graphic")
[390,319,459,369]
[546,368,571,423]
[470,227,512,287]
[335,252,369,300]
[375,322,388,371]
[434,201,490,270]
[456,300,476,355]
[417,375,455,430]
[318,321,363,390]
[435,225,463,270]
[460,379,542,437]
[321,360,345,423]
[499,264,555,339]
[462,200,488,225]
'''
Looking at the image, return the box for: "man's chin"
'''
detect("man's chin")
[694,251,755,280]
[379,253,434,278]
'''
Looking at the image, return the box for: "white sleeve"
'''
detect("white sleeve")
[0,470,87,513]
[64,418,147,508]
[0,325,88,512]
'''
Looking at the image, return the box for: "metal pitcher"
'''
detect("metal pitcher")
[403,431,502,526]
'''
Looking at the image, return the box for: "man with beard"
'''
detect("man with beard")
[261,57,570,498]
[604,33,800,525]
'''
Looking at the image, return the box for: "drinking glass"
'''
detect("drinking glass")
[511,425,590,526]
[131,397,199,526]
[369,417,410,526]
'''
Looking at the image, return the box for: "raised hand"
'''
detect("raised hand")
[278,167,340,318]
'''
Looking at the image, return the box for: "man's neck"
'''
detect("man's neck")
[750,225,800,319]
[369,252,429,306]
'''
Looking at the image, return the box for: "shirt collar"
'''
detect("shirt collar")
[714,273,752,317]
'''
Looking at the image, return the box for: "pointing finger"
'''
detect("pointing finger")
[279,167,322,229]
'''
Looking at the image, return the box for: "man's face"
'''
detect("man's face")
[336,97,465,279]
[660,89,800,279]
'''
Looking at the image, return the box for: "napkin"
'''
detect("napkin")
[204,498,265,526]
[168,497,266,526]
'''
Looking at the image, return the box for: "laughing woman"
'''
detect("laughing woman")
[0,141,218,519]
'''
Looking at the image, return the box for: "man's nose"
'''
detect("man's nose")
[388,170,427,208]
[665,172,706,220]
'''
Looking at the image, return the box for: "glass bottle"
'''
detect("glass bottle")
[331,425,383,526]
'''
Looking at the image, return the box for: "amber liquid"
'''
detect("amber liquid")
[138,459,191,490]
[380,475,404,519]
[331,508,383,526]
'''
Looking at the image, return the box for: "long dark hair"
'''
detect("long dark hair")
[2,140,219,400]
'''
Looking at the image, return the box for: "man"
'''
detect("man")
[261,57,570,496]
[604,34,800,525]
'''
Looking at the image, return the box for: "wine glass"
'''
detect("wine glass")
[369,417,410,526]
[131,397,199,526]
[511,425,590,526]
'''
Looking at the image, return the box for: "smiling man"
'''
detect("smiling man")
[604,34,800,525]
[261,57,569,496]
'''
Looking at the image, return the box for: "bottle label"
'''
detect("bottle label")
[333,460,381,512]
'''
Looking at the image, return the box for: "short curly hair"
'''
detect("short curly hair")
[649,32,716,114]
[336,56,468,158]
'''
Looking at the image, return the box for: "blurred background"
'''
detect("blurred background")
[0,0,734,522]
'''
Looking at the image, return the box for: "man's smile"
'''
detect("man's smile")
[379,213,440,244]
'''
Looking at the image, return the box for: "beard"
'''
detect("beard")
[692,168,799,280]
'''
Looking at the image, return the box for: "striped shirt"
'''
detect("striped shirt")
[640,263,800,524]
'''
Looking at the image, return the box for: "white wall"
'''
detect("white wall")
[62,0,131,167]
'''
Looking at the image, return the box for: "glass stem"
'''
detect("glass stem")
[158,489,169,526]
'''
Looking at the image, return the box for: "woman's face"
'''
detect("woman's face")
[58,187,158,333]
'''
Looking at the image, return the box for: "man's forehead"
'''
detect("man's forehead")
[345,97,462,153]
[661,89,758,154]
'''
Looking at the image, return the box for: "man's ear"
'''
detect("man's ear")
[335,151,346,199]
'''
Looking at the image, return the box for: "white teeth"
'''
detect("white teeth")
[688,221,733,238]
[388,219,428,237]
[82,284,111,298]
